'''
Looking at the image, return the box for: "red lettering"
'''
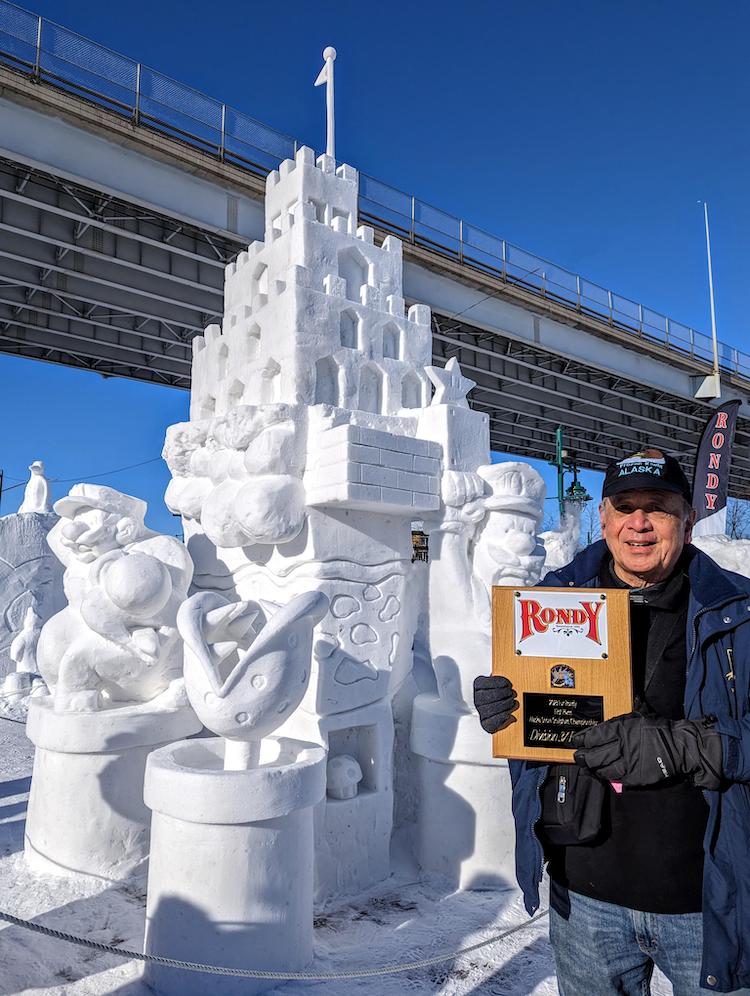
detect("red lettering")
[712,432,725,449]
[519,599,604,643]
[706,473,720,490]
[709,453,721,470]
[580,601,604,645]
[520,599,542,640]
[715,412,729,429]
[706,493,718,510]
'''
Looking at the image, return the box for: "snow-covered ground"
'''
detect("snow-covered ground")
[0,714,558,996]
[0,713,678,996]
[9,527,738,994]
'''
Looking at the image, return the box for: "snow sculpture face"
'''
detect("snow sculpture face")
[36,484,193,712]
[178,590,329,741]
[326,754,363,800]
[472,463,546,588]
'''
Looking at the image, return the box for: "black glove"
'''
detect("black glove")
[473,675,519,734]
[571,712,722,790]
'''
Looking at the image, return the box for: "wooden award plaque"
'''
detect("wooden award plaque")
[491,586,633,763]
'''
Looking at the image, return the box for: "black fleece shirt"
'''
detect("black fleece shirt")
[544,554,710,914]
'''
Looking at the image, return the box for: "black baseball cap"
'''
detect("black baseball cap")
[602,448,692,502]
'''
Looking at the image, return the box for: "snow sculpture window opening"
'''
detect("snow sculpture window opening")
[198,395,216,419]
[382,323,401,360]
[401,371,421,409]
[253,263,269,305]
[315,356,339,406]
[340,310,358,349]
[260,359,281,403]
[216,342,228,381]
[228,379,245,407]
[248,323,261,359]
[309,198,326,223]
[328,724,378,793]
[338,248,368,303]
[358,365,382,414]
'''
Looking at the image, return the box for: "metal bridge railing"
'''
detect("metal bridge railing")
[2,0,749,384]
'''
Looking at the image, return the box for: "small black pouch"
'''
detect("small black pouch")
[539,764,606,845]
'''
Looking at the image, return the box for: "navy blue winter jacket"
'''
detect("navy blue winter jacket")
[508,540,750,993]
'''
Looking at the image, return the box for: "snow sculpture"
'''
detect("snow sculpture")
[36,484,192,711]
[18,460,52,514]
[142,589,328,995]
[1,606,46,708]
[163,143,437,902]
[327,753,363,799]
[0,498,64,684]
[411,368,547,889]
[540,503,583,572]
[162,136,548,904]
[24,484,201,880]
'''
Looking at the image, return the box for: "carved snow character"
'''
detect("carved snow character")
[177,589,329,767]
[326,754,363,799]
[36,484,193,712]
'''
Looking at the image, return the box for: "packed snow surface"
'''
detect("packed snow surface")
[0,716,678,995]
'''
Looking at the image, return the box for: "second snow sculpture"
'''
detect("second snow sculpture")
[24,484,201,880]
[142,589,328,995]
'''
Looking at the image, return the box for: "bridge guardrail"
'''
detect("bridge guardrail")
[2,0,748,384]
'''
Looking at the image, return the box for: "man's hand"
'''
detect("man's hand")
[473,675,519,734]
[571,713,722,789]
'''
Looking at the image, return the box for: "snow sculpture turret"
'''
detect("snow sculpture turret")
[142,589,328,995]
[24,484,201,880]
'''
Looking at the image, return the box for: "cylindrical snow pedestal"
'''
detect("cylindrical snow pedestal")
[411,693,517,892]
[143,736,326,996]
[24,696,202,880]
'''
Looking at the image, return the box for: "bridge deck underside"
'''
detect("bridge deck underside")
[0,156,240,388]
[1,156,749,498]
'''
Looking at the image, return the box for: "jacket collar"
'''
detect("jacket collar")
[543,540,750,613]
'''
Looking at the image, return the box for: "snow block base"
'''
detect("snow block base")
[143,735,326,996]
[410,693,518,891]
[24,696,201,881]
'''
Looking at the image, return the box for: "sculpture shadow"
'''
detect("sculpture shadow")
[0,773,29,856]
[0,879,148,994]
[461,935,555,995]
[140,894,282,996]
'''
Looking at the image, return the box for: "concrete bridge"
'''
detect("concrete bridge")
[2,2,749,494]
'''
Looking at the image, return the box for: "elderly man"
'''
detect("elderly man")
[474,449,750,995]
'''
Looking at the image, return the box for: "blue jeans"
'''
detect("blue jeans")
[549,889,745,995]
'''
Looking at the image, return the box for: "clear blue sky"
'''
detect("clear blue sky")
[3,0,748,531]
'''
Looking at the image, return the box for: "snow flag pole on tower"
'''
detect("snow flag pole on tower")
[314,46,337,160]
[691,400,742,539]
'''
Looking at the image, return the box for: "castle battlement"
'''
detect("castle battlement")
[190,144,433,423]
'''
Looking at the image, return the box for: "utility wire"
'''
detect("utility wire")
[2,457,163,492]
[52,456,162,484]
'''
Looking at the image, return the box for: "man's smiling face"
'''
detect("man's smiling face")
[599,489,696,587]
